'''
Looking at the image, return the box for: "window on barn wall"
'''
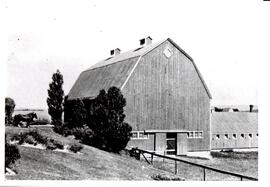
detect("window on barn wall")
[139,132,149,139]
[249,134,253,138]
[188,131,203,139]
[233,134,237,139]
[216,134,220,139]
[131,132,138,139]
[241,134,245,139]
[257,133,258,137]
[163,46,173,58]
[131,131,149,140]
[198,131,203,138]
[225,134,229,139]
[188,132,194,138]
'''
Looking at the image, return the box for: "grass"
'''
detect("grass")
[149,151,258,181]
[5,127,181,180]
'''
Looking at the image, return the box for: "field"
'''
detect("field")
[5,126,182,180]
[147,151,258,181]
[14,109,50,121]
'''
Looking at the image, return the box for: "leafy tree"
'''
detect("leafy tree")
[47,70,64,133]
[90,87,132,153]
[5,97,16,125]
[5,135,21,169]
[67,98,87,128]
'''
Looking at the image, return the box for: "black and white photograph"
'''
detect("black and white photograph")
[1,0,269,184]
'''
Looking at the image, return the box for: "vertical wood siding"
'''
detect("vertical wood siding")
[122,41,210,151]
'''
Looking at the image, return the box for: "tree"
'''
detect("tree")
[67,98,87,128]
[90,87,132,152]
[47,70,64,133]
[5,97,16,125]
[5,135,21,169]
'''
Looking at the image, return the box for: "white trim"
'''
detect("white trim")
[187,131,204,139]
[130,131,149,140]
[120,56,142,90]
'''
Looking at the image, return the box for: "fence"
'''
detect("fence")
[129,148,258,181]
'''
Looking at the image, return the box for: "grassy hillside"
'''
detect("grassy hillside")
[5,127,179,180]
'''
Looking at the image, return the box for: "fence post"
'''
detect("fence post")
[163,151,165,163]
[203,168,206,181]
[175,160,178,175]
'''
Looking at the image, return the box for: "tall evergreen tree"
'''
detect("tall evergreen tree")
[47,70,64,133]
[90,87,132,152]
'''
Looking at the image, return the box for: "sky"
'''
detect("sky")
[3,0,270,109]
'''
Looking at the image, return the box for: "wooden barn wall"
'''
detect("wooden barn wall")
[122,41,210,152]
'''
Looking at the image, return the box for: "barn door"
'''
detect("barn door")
[177,133,188,155]
[166,133,177,155]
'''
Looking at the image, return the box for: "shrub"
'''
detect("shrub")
[46,141,57,150]
[52,119,65,135]
[5,97,16,125]
[24,135,36,145]
[71,125,94,144]
[50,139,64,149]
[69,143,83,153]
[5,135,21,168]
[27,130,48,145]
[10,134,21,142]
[13,130,48,145]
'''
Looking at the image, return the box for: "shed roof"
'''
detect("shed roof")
[211,112,258,134]
[68,38,212,100]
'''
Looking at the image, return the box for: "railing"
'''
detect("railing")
[129,148,258,181]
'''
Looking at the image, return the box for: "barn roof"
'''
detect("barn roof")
[68,38,212,100]
[211,112,258,134]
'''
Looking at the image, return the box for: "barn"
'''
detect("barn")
[211,112,258,150]
[67,37,212,156]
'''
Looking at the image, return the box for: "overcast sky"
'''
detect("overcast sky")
[4,0,270,109]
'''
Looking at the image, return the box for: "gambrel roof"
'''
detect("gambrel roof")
[68,38,212,100]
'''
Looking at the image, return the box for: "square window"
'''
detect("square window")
[198,131,203,138]
[195,132,199,137]
[216,134,220,139]
[233,134,237,139]
[249,134,253,138]
[138,132,148,139]
[131,132,138,139]
[241,134,245,138]
[188,132,194,138]
[225,134,229,139]
[164,46,173,58]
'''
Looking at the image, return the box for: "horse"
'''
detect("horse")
[13,112,37,128]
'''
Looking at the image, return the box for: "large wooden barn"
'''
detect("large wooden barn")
[67,37,212,156]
